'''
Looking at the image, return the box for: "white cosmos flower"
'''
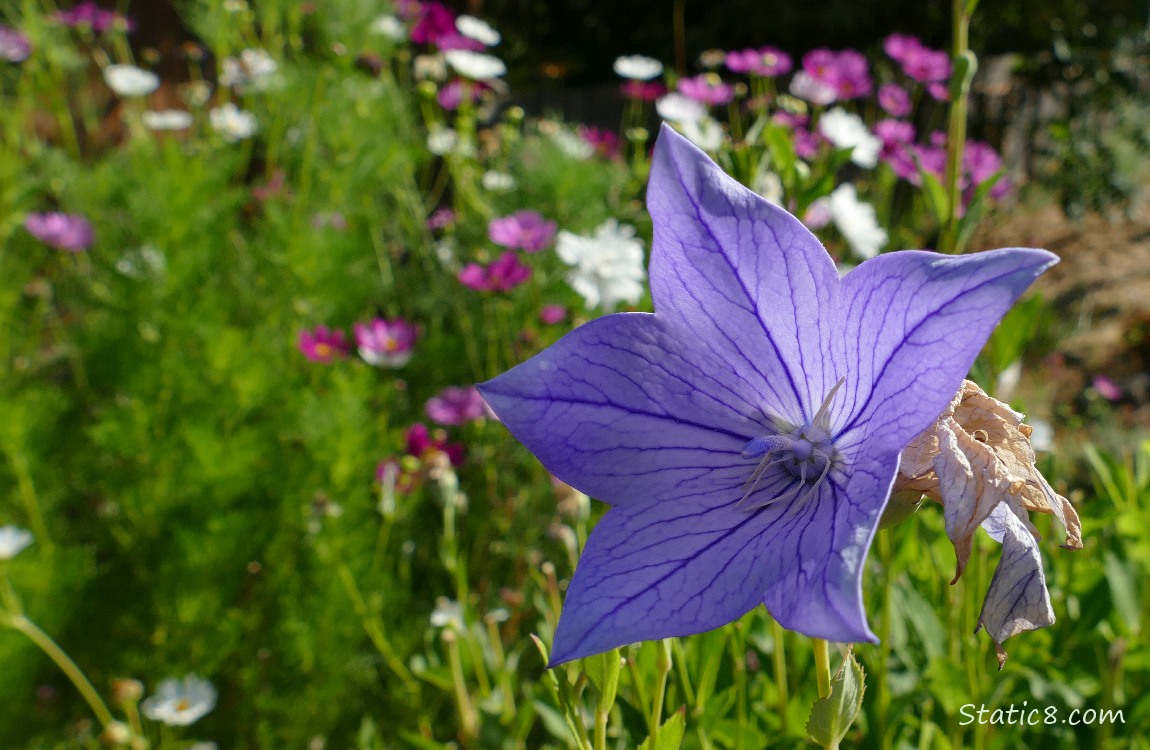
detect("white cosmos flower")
[556,220,647,311]
[818,107,881,168]
[444,50,505,81]
[456,15,500,46]
[371,14,406,41]
[0,526,33,560]
[678,116,724,152]
[103,64,159,97]
[752,169,784,204]
[219,48,279,91]
[142,109,193,131]
[789,70,837,106]
[209,103,257,142]
[140,675,217,727]
[481,171,516,192]
[613,54,663,81]
[426,126,458,156]
[655,92,706,124]
[828,184,887,260]
[430,597,464,630]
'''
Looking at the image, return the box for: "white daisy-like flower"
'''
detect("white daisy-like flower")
[0,526,33,560]
[678,116,724,152]
[481,171,516,192]
[140,675,217,727]
[655,93,706,124]
[219,48,279,91]
[613,54,663,81]
[103,64,160,97]
[443,49,505,81]
[142,109,193,131]
[828,183,887,260]
[430,597,464,630]
[556,220,647,311]
[209,103,258,142]
[549,126,594,160]
[752,169,784,204]
[456,15,500,46]
[413,53,447,81]
[818,107,881,168]
[426,127,458,156]
[789,70,837,106]
[370,14,406,41]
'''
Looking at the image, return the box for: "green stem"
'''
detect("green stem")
[5,613,115,728]
[940,0,972,254]
[812,639,838,750]
[771,619,789,734]
[445,630,479,744]
[649,639,673,746]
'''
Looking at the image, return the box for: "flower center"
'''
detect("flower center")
[738,378,845,512]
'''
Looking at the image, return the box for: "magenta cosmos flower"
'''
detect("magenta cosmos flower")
[802,48,872,100]
[677,74,735,106]
[488,210,557,252]
[426,386,487,425]
[884,34,951,83]
[458,251,532,292]
[355,318,417,367]
[55,1,134,32]
[878,83,912,117]
[298,326,351,363]
[725,46,792,78]
[25,212,94,251]
[479,125,1056,663]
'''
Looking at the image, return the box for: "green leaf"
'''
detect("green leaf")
[806,647,865,747]
[916,164,949,224]
[953,171,1000,254]
[948,50,978,100]
[1103,551,1142,634]
[638,709,686,750]
[582,648,621,710]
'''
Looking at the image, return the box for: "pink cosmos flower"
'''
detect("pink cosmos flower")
[801,48,872,100]
[426,208,455,230]
[411,2,480,49]
[1092,375,1123,402]
[792,127,822,159]
[24,212,94,251]
[677,73,735,106]
[901,46,951,83]
[354,318,417,367]
[883,34,921,63]
[578,126,621,159]
[539,304,567,325]
[621,80,666,101]
[376,422,465,494]
[299,326,351,363]
[0,25,31,62]
[963,140,1012,200]
[488,210,557,252]
[426,386,487,425]
[878,83,912,117]
[458,251,532,292]
[875,119,918,180]
[437,78,487,110]
[927,81,949,101]
[54,2,134,32]
[725,46,792,77]
[771,111,809,130]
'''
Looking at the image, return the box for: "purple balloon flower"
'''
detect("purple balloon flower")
[24,212,95,252]
[479,125,1056,664]
[488,210,558,252]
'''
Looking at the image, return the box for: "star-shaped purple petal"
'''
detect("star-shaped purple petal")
[479,125,1057,664]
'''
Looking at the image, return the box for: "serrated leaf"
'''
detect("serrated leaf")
[638,709,686,750]
[806,647,865,747]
